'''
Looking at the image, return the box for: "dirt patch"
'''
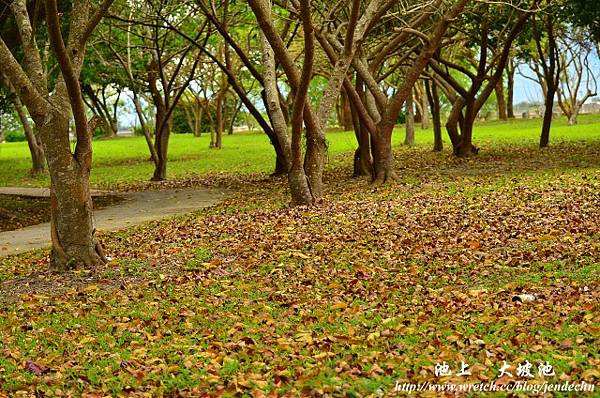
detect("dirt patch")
[0,195,125,232]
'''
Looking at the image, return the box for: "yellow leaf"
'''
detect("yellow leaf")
[582,368,600,379]
[79,337,96,345]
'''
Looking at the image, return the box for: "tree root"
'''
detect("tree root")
[371,170,398,185]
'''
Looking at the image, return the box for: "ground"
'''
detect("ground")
[0,116,598,397]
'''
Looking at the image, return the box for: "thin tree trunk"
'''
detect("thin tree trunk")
[260,25,292,173]
[13,92,45,173]
[425,79,443,152]
[496,80,507,120]
[404,89,415,146]
[228,99,241,135]
[540,83,556,147]
[340,89,353,131]
[507,59,515,118]
[413,94,422,124]
[151,108,171,181]
[194,105,203,137]
[538,15,559,148]
[420,82,430,129]
[446,98,463,149]
[215,94,224,149]
[132,95,158,164]
[349,87,372,177]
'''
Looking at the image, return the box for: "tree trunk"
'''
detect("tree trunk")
[567,112,578,126]
[446,97,465,149]
[425,79,443,152]
[350,94,373,177]
[303,130,326,199]
[496,80,507,120]
[194,106,203,137]
[131,95,158,164]
[288,165,313,206]
[540,83,555,148]
[454,102,479,157]
[260,26,292,173]
[14,94,45,174]
[420,84,430,130]
[371,121,396,183]
[538,15,559,148]
[507,60,515,118]
[340,89,353,131]
[151,109,171,181]
[413,95,422,124]
[40,114,105,270]
[404,90,415,146]
[215,94,224,149]
[228,99,241,135]
[208,112,216,148]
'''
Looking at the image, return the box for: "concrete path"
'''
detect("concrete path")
[0,187,111,197]
[0,187,227,256]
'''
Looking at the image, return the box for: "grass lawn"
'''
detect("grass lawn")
[0,114,599,189]
[0,115,598,396]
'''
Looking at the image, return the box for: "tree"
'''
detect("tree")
[0,0,114,269]
[249,0,387,203]
[167,0,294,176]
[107,0,205,180]
[556,29,597,126]
[404,89,415,146]
[0,72,46,174]
[425,77,444,151]
[431,0,535,156]
[530,10,560,147]
[316,0,470,181]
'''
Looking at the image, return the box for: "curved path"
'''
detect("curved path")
[0,187,227,256]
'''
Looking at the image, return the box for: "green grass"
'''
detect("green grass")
[1,114,599,189]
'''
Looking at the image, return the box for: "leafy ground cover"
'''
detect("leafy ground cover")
[0,195,124,232]
[0,119,598,396]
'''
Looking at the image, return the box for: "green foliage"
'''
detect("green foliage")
[567,0,600,40]
[172,107,191,134]
[397,109,406,124]
[4,131,26,142]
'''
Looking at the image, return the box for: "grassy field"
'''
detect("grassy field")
[0,114,599,189]
[0,115,598,396]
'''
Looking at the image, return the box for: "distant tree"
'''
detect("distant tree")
[556,29,597,125]
[0,72,46,173]
[404,89,415,146]
[530,10,560,147]
[431,0,536,156]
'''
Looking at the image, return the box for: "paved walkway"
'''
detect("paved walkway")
[0,187,111,197]
[0,187,227,256]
